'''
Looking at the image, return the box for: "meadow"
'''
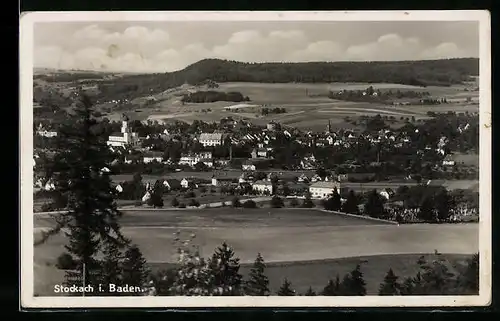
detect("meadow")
[126,82,480,132]
[33,208,478,296]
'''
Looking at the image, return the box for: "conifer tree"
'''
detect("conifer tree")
[330,187,342,211]
[304,286,316,296]
[378,268,401,295]
[36,94,128,291]
[435,189,453,222]
[244,253,270,296]
[342,264,367,296]
[208,242,243,295]
[418,196,436,222]
[457,253,479,294]
[122,244,150,294]
[100,240,124,295]
[322,279,339,295]
[277,278,295,296]
[364,189,386,218]
[342,190,359,214]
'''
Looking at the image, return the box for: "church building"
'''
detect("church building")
[107,114,139,148]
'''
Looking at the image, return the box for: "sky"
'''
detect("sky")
[33,21,479,73]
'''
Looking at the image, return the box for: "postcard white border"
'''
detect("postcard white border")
[20,10,491,308]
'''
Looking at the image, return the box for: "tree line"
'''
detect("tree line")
[181,91,250,103]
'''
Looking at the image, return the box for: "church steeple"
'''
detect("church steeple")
[326,119,332,133]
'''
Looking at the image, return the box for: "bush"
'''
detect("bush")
[232,197,242,208]
[270,196,284,208]
[178,203,186,208]
[188,199,200,207]
[242,200,257,208]
[56,253,76,270]
[289,198,299,207]
[171,197,180,207]
[134,201,143,207]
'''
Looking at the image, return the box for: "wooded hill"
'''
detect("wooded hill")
[41,58,478,102]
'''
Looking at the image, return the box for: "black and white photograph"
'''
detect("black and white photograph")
[20,11,491,308]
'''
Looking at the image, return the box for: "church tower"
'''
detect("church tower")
[326,119,332,133]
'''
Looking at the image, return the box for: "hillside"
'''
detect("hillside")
[75,58,478,101]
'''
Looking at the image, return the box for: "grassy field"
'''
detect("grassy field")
[34,253,474,296]
[33,208,478,296]
[91,82,479,131]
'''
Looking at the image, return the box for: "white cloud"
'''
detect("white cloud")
[33,25,474,73]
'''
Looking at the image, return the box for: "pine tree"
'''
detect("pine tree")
[378,268,401,295]
[459,253,479,294]
[342,190,359,214]
[36,94,128,292]
[322,276,342,296]
[148,180,164,208]
[208,242,243,295]
[435,189,452,222]
[244,253,270,296]
[304,286,316,296]
[100,239,124,295]
[364,189,385,218]
[277,278,295,296]
[343,264,367,296]
[418,196,436,222]
[331,187,342,211]
[122,244,150,295]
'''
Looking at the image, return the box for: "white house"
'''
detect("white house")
[252,180,273,194]
[379,188,395,200]
[115,184,123,193]
[179,151,213,167]
[199,133,223,147]
[211,175,219,186]
[181,178,197,189]
[309,181,341,199]
[143,151,164,164]
[142,191,151,203]
[107,115,140,148]
[37,130,58,138]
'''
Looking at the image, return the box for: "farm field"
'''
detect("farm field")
[90,81,480,131]
[33,208,478,296]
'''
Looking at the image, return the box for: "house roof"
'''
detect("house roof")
[144,151,164,158]
[199,133,223,141]
[310,181,340,189]
[253,180,273,186]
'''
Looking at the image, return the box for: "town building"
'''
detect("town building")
[107,114,139,148]
[252,180,274,194]
[179,151,214,167]
[199,132,223,147]
[309,181,341,199]
[379,188,396,200]
[143,151,164,164]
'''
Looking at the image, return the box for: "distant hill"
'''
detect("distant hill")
[39,58,479,101]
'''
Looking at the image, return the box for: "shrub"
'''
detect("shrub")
[289,198,299,207]
[56,253,76,270]
[270,196,284,208]
[189,199,200,207]
[232,197,241,208]
[178,203,186,208]
[242,200,257,208]
[171,197,180,207]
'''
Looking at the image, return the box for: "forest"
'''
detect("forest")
[90,58,478,101]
